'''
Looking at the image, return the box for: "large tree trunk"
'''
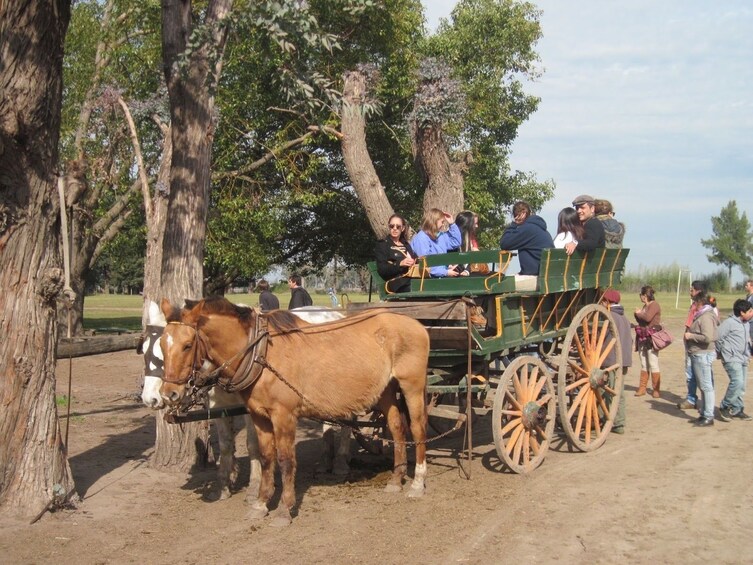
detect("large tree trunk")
[0,0,77,518]
[152,0,233,473]
[341,70,394,240]
[410,121,466,217]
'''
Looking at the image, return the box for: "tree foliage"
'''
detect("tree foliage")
[701,199,753,288]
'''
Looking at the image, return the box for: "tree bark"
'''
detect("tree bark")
[152,0,233,473]
[410,121,466,217]
[0,0,77,518]
[341,70,394,240]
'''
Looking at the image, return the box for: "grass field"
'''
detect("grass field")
[82,288,745,333]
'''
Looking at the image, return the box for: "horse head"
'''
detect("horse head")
[140,300,167,408]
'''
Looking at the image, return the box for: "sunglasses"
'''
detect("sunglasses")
[388,223,403,229]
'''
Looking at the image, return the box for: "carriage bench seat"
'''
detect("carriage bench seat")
[367,248,629,301]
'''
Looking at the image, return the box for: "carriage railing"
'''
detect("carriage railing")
[367,248,628,302]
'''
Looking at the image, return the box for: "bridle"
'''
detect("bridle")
[161,312,270,394]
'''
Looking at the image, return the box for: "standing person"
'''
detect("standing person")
[717,299,753,421]
[633,285,662,398]
[685,294,719,427]
[746,279,753,348]
[256,279,279,312]
[374,213,417,293]
[564,195,606,256]
[552,207,584,249]
[601,289,632,434]
[498,201,554,275]
[288,274,313,309]
[677,281,707,410]
[410,208,464,278]
[594,199,625,248]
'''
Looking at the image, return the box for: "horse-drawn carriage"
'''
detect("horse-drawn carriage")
[152,246,628,524]
[351,246,629,473]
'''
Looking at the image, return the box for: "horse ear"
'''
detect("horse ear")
[148,300,167,327]
[160,298,172,318]
[183,299,205,325]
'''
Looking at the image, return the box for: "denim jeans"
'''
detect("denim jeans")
[684,354,697,404]
[690,352,716,419]
[720,361,748,415]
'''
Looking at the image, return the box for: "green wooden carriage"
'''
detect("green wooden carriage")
[348,247,630,474]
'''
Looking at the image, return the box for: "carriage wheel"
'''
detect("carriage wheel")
[557,304,622,452]
[428,391,480,435]
[492,355,556,474]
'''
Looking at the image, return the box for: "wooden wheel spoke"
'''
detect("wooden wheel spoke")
[602,386,616,396]
[574,391,588,438]
[567,385,590,420]
[501,417,522,436]
[504,388,522,411]
[592,399,601,435]
[512,373,524,402]
[530,433,541,456]
[567,359,590,379]
[512,427,525,464]
[595,389,611,417]
[584,394,593,443]
[565,376,589,392]
[596,337,616,367]
[523,432,531,467]
[535,393,553,407]
[589,313,600,353]
[505,425,524,456]
[520,364,529,398]
[532,372,547,398]
[501,408,522,416]
[527,365,540,398]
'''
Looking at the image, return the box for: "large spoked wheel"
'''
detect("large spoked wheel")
[492,355,556,473]
[557,304,623,452]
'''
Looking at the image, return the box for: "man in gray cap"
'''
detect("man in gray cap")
[565,194,606,255]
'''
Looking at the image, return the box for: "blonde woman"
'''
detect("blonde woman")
[410,208,463,277]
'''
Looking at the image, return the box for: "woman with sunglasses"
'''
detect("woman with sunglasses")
[375,214,418,293]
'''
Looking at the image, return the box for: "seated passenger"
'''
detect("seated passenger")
[410,208,464,277]
[453,210,490,275]
[565,194,605,255]
[594,199,625,248]
[374,214,417,293]
[498,201,554,275]
[552,207,584,249]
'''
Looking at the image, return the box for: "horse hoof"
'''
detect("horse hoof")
[269,511,292,528]
[245,504,268,521]
[383,483,402,493]
[218,488,231,501]
[406,485,425,498]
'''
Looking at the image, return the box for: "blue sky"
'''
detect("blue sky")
[423,1,753,283]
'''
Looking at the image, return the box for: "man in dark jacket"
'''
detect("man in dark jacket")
[288,274,313,309]
[499,201,554,275]
[565,194,606,255]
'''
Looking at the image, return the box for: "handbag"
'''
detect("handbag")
[650,327,673,351]
[469,262,491,275]
[406,263,430,278]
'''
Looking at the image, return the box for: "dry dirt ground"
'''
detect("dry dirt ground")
[2,316,753,565]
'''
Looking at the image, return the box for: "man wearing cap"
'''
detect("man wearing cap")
[565,195,606,255]
[600,289,632,434]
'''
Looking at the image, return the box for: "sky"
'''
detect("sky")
[423,1,753,284]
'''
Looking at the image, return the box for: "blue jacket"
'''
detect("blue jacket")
[410,223,462,277]
[716,315,750,365]
[498,215,554,275]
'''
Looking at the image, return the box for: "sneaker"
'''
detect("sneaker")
[719,407,733,422]
[693,417,714,427]
[732,411,753,421]
[677,400,696,410]
[611,426,625,435]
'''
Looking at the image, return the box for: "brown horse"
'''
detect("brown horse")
[158,296,430,527]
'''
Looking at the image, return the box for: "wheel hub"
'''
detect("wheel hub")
[589,367,606,388]
[522,401,545,429]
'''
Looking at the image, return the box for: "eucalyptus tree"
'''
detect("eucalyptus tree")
[701,200,753,289]
[0,0,76,517]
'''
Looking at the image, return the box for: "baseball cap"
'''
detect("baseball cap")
[602,289,621,304]
[572,194,595,207]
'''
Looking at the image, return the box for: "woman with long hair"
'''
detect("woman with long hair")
[684,292,719,426]
[410,208,463,277]
[454,210,479,252]
[634,285,662,397]
[552,207,584,248]
[374,213,417,293]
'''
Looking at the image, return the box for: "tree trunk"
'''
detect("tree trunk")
[0,0,77,518]
[152,0,233,473]
[341,70,394,240]
[410,121,466,217]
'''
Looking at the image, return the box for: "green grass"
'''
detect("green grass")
[81,288,743,332]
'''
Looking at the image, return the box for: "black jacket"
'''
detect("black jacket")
[288,286,313,309]
[374,239,417,280]
[576,217,606,252]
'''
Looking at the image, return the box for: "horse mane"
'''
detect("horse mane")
[265,309,307,334]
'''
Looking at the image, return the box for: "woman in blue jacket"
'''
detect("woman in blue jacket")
[410,208,464,277]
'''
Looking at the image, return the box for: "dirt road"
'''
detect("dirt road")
[1,316,751,564]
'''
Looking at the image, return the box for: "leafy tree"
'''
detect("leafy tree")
[701,199,753,289]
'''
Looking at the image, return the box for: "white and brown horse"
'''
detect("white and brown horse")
[140,301,350,503]
[159,296,430,526]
